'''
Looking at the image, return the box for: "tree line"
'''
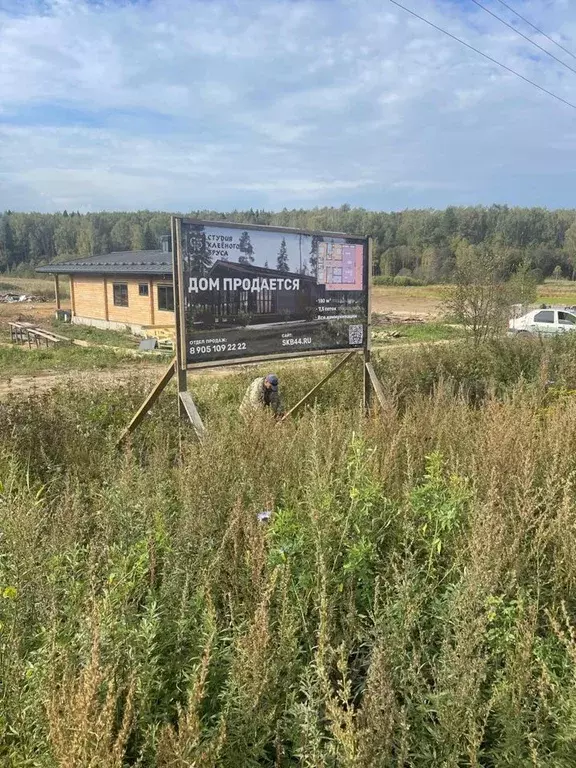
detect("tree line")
[3,204,576,281]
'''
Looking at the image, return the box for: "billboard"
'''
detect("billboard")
[174,218,370,365]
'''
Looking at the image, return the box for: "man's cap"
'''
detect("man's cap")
[265,373,279,390]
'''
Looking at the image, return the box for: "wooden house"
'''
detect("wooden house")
[36,238,175,336]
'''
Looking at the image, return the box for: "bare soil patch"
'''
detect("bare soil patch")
[0,300,66,332]
[372,286,443,319]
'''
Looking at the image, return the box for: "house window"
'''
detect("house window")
[139,283,149,297]
[158,285,174,312]
[113,283,129,307]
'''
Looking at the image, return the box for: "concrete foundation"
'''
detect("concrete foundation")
[72,316,175,340]
[72,315,144,335]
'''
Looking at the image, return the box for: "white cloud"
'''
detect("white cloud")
[1,0,576,211]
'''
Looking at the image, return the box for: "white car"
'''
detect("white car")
[509,307,576,336]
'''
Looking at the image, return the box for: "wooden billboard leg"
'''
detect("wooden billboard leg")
[117,357,176,447]
[277,350,358,424]
[363,349,372,412]
[365,361,386,410]
[179,391,206,440]
[363,235,374,413]
[176,365,187,419]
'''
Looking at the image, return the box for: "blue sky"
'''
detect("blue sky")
[1,0,576,212]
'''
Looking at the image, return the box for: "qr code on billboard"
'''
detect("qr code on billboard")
[348,324,363,345]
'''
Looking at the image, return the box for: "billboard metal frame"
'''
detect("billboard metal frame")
[117,216,380,445]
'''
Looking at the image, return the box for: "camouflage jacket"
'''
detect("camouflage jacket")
[239,376,282,416]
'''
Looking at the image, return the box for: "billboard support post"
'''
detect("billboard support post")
[365,361,386,409]
[363,236,373,413]
[172,216,187,417]
[173,216,205,435]
[116,357,176,447]
[277,349,358,424]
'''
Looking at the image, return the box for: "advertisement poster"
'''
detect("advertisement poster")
[178,219,369,364]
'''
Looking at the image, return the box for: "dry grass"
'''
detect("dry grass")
[372,284,443,317]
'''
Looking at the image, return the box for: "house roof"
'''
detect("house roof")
[36,249,173,276]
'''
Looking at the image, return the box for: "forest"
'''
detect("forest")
[2,204,576,282]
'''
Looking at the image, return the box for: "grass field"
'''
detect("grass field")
[373,322,465,345]
[535,280,576,305]
[0,275,70,300]
[49,318,141,348]
[3,336,576,764]
[0,342,167,377]
[0,322,457,379]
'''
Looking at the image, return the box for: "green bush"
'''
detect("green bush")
[372,275,426,286]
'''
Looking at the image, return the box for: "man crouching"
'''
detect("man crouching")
[240,373,283,418]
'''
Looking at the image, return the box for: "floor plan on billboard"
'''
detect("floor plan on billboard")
[317,242,364,291]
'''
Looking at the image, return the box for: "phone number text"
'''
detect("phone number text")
[189,342,247,355]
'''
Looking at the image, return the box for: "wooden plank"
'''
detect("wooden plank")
[277,350,358,424]
[116,357,176,447]
[43,330,71,342]
[365,361,386,410]
[31,329,60,342]
[14,326,70,345]
[179,391,206,440]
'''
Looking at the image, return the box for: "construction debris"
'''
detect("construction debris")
[9,321,71,347]
[0,293,48,304]
[372,312,426,326]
